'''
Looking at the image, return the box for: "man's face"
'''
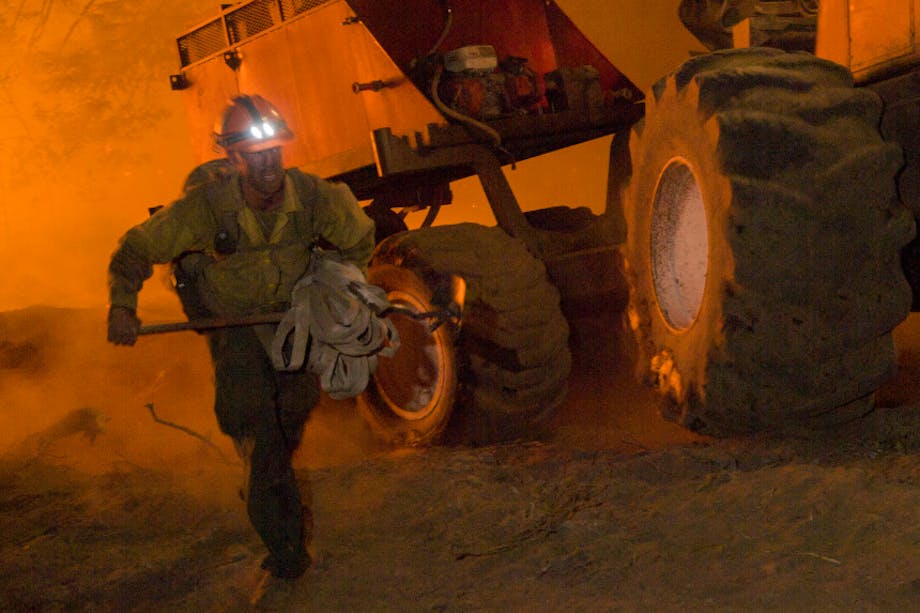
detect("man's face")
[232,146,284,197]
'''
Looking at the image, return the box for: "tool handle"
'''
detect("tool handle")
[138,312,285,335]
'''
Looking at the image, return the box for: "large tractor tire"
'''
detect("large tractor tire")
[357,223,570,446]
[621,48,914,435]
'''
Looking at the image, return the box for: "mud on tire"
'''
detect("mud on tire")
[622,48,914,434]
[358,223,570,446]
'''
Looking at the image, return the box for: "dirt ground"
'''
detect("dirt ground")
[0,306,918,611]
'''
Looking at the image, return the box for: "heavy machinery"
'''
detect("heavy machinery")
[168,0,920,445]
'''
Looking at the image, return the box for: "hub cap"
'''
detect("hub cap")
[373,292,446,420]
[650,159,709,331]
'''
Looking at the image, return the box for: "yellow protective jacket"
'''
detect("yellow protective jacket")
[108,168,375,317]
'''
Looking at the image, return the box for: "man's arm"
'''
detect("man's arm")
[107,199,208,344]
[317,181,376,273]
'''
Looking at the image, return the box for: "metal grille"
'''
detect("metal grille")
[226,0,282,45]
[280,0,334,20]
[176,0,336,68]
[177,19,227,67]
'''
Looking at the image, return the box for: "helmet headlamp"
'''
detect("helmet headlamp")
[213,94,293,152]
[248,121,276,140]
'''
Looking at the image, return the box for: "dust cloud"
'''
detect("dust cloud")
[548,310,703,454]
[0,307,217,463]
[0,303,399,519]
[0,0,218,312]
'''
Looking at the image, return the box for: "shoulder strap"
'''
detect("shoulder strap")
[288,169,321,207]
[287,169,321,244]
[199,173,241,253]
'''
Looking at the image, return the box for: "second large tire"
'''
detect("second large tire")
[621,48,914,434]
[357,223,570,446]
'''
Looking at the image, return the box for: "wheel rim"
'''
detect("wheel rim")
[373,290,448,421]
[650,158,709,331]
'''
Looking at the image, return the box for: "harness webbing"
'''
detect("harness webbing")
[270,250,399,399]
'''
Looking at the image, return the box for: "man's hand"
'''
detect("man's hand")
[107,306,140,346]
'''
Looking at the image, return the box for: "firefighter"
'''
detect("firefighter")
[106,94,375,583]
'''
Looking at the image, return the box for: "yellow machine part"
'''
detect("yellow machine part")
[179,0,445,175]
[560,0,920,88]
[817,0,920,83]
[554,0,706,92]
